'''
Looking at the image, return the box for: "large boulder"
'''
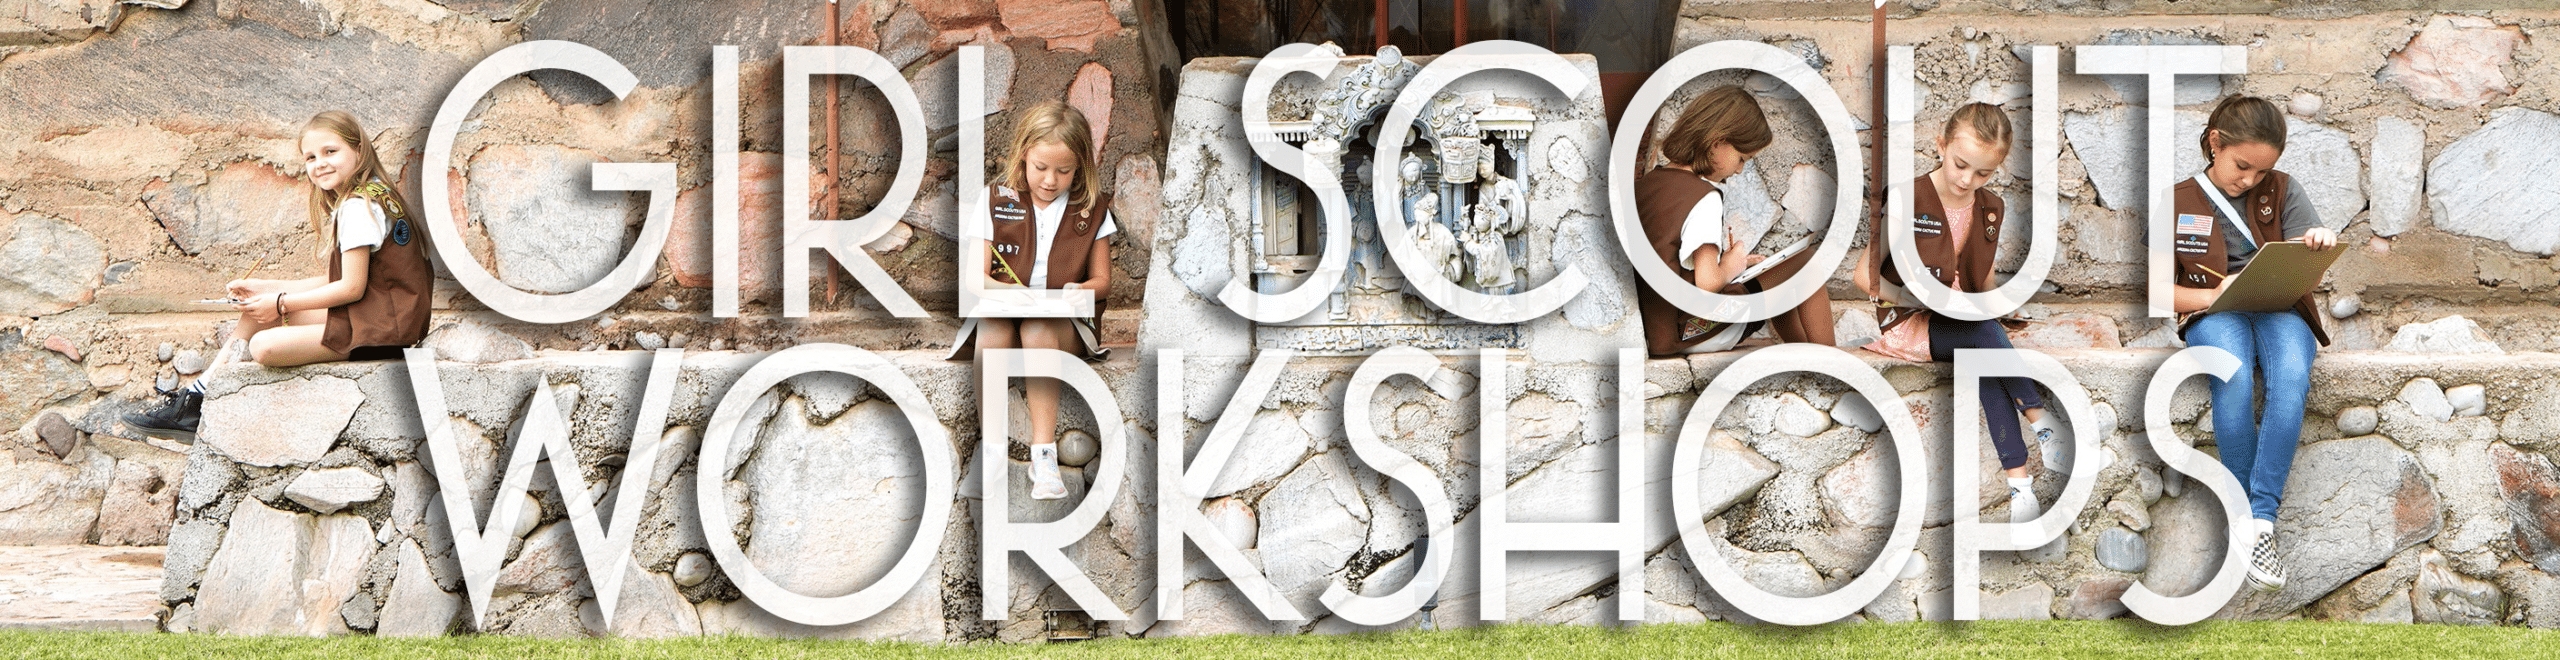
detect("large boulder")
[199,375,366,467]
[724,397,944,641]
[2380,15,2525,109]
[2428,109,2560,255]
[192,501,374,635]
[0,214,107,317]
[2491,444,2560,575]
[2237,437,2442,616]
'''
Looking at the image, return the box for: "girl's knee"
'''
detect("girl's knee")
[246,339,282,367]
[1021,320,1071,350]
[978,319,1021,350]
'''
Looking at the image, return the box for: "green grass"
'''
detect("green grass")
[4,621,2555,659]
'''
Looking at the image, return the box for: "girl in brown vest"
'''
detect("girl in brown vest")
[124,110,436,443]
[1633,85,1834,358]
[2167,96,2338,592]
[954,101,1118,500]
[1853,103,2060,533]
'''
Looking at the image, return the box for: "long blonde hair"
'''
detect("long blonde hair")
[301,110,408,258]
[1000,101,1101,211]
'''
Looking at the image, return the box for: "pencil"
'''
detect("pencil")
[990,245,1025,287]
[237,251,269,283]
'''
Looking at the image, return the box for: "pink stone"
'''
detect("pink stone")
[2062,577,2132,620]
[2011,314,2124,350]
[2382,15,2525,109]
[1109,154,1159,243]
[665,153,828,304]
[43,335,80,362]
[995,0,1119,52]
[913,0,999,27]
[1066,62,1114,154]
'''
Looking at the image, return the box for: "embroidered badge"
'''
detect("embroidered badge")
[997,185,1019,202]
[391,218,412,246]
[2176,213,2215,235]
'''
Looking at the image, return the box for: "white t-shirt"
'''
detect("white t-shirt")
[334,196,391,254]
[1672,190,1745,353]
[962,189,1118,288]
[1676,190,1726,273]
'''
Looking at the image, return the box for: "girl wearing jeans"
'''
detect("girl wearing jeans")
[2166,96,2338,592]
[1856,102,2061,537]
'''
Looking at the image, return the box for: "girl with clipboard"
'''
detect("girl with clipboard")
[2165,96,2341,593]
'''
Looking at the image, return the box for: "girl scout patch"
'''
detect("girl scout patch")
[2176,213,2215,236]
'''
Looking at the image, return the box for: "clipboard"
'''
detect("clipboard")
[2202,241,2342,315]
[1727,233,1816,285]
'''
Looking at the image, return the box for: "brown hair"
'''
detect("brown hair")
[1942,102,2013,153]
[1001,101,1101,211]
[2200,96,2286,160]
[301,110,408,258]
[1660,86,1773,170]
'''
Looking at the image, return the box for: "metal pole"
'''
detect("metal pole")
[1376,0,1390,52]
[823,0,844,305]
[1870,1,1886,245]
[1453,0,1468,47]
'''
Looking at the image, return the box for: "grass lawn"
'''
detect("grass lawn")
[3,621,2554,659]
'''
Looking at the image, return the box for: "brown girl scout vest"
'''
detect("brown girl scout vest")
[1635,169,1739,358]
[2171,170,2331,346]
[1870,179,2006,335]
[321,180,434,358]
[985,185,1115,316]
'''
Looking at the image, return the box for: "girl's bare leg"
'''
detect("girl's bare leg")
[245,324,350,368]
[1018,319,1083,447]
[1752,250,1837,346]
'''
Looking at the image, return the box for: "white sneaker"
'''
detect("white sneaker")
[2247,524,2287,592]
[2008,485,2044,547]
[1029,444,1069,500]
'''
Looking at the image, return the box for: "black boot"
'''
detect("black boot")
[122,389,203,444]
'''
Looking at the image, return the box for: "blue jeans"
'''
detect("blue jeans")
[2183,311,2316,522]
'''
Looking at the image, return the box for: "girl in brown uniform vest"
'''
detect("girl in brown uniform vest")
[125,111,436,443]
[1853,103,2062,534]
[1633,86,1834,358]
[2167,96,2338,592]
[953,101,1118,500]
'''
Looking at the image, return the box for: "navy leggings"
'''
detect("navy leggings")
[1929,314,2045,470]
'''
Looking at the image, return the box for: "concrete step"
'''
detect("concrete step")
[0,545,165,633]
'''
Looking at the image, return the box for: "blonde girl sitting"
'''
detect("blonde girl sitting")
[125,111,434,442]
[950,101,1118,500]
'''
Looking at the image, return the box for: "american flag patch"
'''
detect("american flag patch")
[2175,213,2215,236]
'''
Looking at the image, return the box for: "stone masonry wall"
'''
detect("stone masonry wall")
[149,347,2560,637]
[0,0,1179,548]
[15,0,2560,641]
